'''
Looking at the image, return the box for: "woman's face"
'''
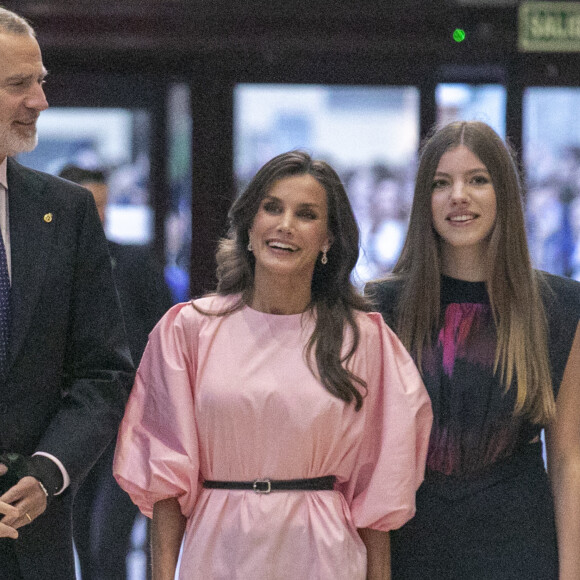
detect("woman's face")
[431,145,497,260]
[249,174,332,285]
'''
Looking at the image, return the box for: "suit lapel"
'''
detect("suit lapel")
[6,159,55,366]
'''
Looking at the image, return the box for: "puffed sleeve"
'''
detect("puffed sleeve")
[113,302,200,518]
[340,312,432,531]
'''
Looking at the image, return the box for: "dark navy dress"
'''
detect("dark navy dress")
[369,273,580,580]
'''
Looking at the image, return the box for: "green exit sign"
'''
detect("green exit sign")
[519,2,580,52]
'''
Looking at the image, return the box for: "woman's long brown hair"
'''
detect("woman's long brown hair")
[388,121,554,424]
[198,150,371,410]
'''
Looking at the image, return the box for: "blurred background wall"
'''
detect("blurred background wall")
[6,0,580,292]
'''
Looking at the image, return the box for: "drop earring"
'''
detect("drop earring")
[321,247,328,265]
[247,240,253,252]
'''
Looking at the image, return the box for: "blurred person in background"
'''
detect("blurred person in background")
[59,165,173,580]
[526,181,567,275]
[367,167,408,275]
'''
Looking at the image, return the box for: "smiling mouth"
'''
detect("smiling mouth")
[447,214,477,223]
[15,116,38,124]
[267,241,298,252]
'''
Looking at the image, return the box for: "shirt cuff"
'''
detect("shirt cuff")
[32,452,70,495]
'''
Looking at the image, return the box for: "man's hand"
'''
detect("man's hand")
[0,474,48,538]
[0,463,19,538]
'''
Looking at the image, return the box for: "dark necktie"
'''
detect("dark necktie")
[0,229,10,379]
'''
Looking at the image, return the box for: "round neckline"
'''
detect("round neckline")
[442,274,486,285]
[243,301,312,318]
[441,275,489,304]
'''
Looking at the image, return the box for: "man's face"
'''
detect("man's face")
[0,32,48,162]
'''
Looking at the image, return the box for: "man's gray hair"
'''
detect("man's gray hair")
[0,6,36,36]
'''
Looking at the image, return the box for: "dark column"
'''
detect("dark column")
[189,73,234,298]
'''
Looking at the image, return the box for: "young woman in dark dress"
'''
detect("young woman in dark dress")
[368,121,580,579]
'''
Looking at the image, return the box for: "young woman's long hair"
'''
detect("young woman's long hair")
[390,121,554,423]
[204,150,371,410]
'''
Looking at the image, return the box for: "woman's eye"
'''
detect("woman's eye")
[298,210,317,220]
[472,175,490,185]
[262,201,280,213]
[432,180,448,190]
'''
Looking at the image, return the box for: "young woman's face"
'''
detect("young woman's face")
[249,174,332,284]
[431,145,497,257]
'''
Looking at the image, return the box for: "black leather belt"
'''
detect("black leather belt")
[203,475,336,494]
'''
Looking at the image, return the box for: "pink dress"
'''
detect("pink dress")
[113,294,432,579]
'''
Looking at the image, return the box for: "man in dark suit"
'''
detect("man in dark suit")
[0,8,134,579]
[58,165,174,579]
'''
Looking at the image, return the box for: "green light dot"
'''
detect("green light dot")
[453,28,466,42]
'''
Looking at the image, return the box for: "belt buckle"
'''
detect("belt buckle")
[253,478,271,494]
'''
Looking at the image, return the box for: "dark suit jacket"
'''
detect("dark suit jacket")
[108,241,173,364]
[1,158,134,579]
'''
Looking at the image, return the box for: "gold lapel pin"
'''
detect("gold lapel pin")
[44,213,53,223]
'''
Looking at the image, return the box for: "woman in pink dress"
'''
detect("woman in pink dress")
[113,151,432,580]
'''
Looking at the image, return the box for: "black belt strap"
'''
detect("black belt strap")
[203,475,336,494]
